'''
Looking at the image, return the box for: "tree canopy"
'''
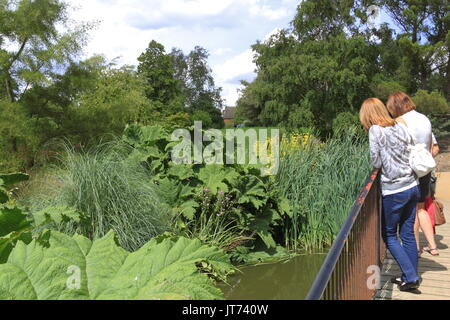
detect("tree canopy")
[236,0,449,134]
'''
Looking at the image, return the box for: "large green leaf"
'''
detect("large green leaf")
[0,173,29,189]
[0,205,84,264]
[167,164,195,181]
[31,206,83,226]
[230,175,267,209]
[0,205,32,238]
[197,165,229,195]
[246,209,277,249]
[0,231,233,300]
[140,125,169,144]
[0,205,34,263]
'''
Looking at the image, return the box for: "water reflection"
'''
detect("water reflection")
[220,253,327,300]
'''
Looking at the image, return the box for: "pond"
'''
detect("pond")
[220,252,327,300]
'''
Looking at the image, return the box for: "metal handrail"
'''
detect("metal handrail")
[306,169,382,300]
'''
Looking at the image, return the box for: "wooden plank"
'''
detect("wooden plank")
[375,194,450,300]
[376,290,450,300]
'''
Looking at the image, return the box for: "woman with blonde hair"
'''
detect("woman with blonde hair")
[360,98,421,291]
[386,92,439,257]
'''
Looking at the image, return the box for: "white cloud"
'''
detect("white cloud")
[212,49,256,106]
[66,0,300,105]
[213,49,255,84]
[212,48,233,56]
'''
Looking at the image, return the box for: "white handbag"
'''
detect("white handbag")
[401,123,436,178]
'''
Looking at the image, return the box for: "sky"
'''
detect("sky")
[67,0,302,106]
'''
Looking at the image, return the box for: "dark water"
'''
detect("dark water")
[219,253,327,300]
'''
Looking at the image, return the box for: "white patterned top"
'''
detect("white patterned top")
[369,123,419,196]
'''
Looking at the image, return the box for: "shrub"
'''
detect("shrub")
[370,79,406,102]
[332,112,365,137]
[413,90,449,115]
[192,110,214,128]
[0,100,39,172]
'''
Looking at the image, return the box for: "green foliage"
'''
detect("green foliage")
[0,230,234,300]
[21,142,170,251]
[370,78,407,102]
[0,171,82,263]
[0,99,39,172]
[20,57,150,146]
[277,131,371,251]
[332,112,365,136]
[137,41,224,129]
[138,40,181,104]
[192,110,214,128]
[122,125,288,252]
[68,64,149,142]
[0,204,33,263]
[237,0,450,134]
[413,90,449,115]
[239,29,376,135]
[292,0,356,41]
[430,114,450,139]
[0,0,91,102]
[372,0,450,96]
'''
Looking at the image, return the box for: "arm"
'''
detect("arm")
[431,133,440,157]
[369,126,382,169]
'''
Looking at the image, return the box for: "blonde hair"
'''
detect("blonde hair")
[359,98,396,131]
[386,92,416,118]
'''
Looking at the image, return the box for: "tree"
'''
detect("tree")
[413,89,449,115]
[176,46,224,128]
[137,42,224,128]
[238,26,376,133]
[0,98,38,171]
[137,40,181,105]
[292,0,358,41]
[373,0,449,96]
[237,0,449,135]
[0,0,90,102]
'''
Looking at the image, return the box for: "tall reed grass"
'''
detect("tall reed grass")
[20,141,170,251]
[277,129,371,251]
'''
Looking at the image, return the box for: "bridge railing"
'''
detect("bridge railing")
[306,169,385,300]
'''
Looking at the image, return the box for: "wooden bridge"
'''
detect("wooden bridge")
[306,171,450,300]
[376,172,450,300]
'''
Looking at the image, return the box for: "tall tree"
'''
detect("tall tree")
[0,0,90,102]
[292,0,358,41]
[137,40,181,104]
[374,0,449,96]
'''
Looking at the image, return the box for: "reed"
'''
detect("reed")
[277,129,370,251]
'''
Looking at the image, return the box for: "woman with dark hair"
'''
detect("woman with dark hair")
[387,92,439,256]
[360,97,421,292]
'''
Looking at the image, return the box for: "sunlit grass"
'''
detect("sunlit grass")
[20,141,170,251]
[277,129,370,251]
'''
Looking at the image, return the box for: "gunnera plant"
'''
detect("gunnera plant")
[22,141,170,251]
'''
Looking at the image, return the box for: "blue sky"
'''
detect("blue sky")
[68,1,389,106]
[68,0,301,106]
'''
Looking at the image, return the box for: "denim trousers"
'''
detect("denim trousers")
[382,185,420,283]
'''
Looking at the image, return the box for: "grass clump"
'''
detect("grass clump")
[20,141,170,251]
[277,130,371,251]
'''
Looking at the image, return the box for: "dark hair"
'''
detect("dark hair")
[386,92,416,118]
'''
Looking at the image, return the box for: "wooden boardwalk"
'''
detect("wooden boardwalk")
[376,172,450,300]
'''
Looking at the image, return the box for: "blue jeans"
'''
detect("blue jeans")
[382,186,420,283]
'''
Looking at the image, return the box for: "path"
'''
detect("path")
[375,173,450,300]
